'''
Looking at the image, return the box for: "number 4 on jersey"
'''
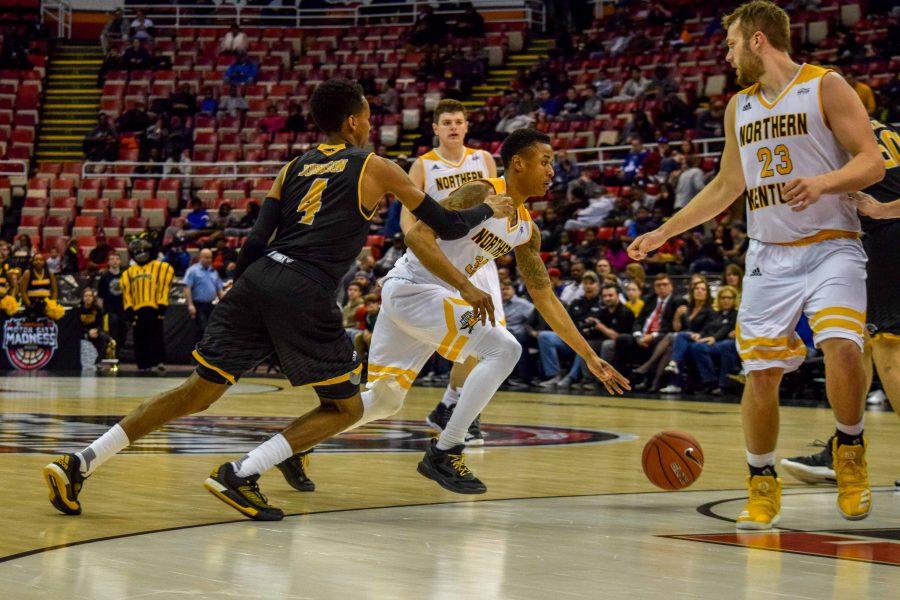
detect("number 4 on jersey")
[297,178,327,225]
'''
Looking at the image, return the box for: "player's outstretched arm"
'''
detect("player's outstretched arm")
[516,226,630,394]
[783,73,885,211]
[362,156,513,240]
[850,191,900,219]
[627,96,746,261]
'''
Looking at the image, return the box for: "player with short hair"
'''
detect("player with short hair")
[404,98,499,446]
[42,78,514,521]
[628,0,885,529]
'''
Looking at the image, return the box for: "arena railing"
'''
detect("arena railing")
[567,137,726,169]
[123,1,546,33]
[40,0,73,39]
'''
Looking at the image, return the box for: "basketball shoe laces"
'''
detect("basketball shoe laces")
[449,453,472,477]
[748,479,778,512]
[836,449,866,488]
[238,480,273,508]
[300,453,310,471]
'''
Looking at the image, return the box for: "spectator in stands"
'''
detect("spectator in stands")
[564,186,615,231]
[184,249,224,343]
[224,200,259,237]
[83,114,119,161]
[679,139,696,157]
[141,115,168,158]
[605,238,632,274]
[62,239,86,275]
[551,150,580,193]
[358,70,377,96]
[845,71,876,115]
[165,116,190,159]
[624,281,644,318]
[211,238,237,278]
[97,47,121,86]
[655,137,679,178]
[689,286,740,395]
[259,104,286,133]
[574,227,601,263]
[218,85,248,117]
[584,281,635,372]
[500,278,536,386]
[20,253,58,310]
[517,89,540,114]
[614,274,682,377]
[224,52,258,86]
[593,70,615,98]
[559,261,586,306]
[646,66,679,98]
[353,294,381,359]
[619,135,649,183]
[538,88,562,116]
[164,148,192,178]
[456,3,485,38]
[496,103,536,134]
[673,154,705,210]
[210,203,237,234]
[199,87,219,116]
[724,222,748,266]
[285,103,306,132]
[567,170,603,205]
[615,68,649,100]
[657,93,694,133]
[169,83,197,120]
[219,23,249,55]
[374,233,405,276]
[380,78,399,114]
[79,287,111,370]
[342,282,365,340]
[122,38,152,71]
[162,238,191,276]
[185,199,211,234]
[130,10,155,42]
[46,247,62,275]
[538,270,605,388]
[97,251,127,357]
[101,9,129,53]
[696,99,726,138]
[559,87,585,119]
[9,235,34,273]
[581,86,603,119]
[723,264,744,294]
[117,101,152,134]
[619,110,654,144]
[409,5,447,47]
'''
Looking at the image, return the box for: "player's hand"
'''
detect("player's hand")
[484,194,515,220]
[848,191,889,219]
[783,176,825,211]
[627,229,668,260]
[460,282,496,327]
[585,354,630,395]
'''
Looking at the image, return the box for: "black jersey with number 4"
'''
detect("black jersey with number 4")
[265,143,376,287]
[861,119,900,233]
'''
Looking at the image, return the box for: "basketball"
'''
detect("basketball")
[642,430,704,490]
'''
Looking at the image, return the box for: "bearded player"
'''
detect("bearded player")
[628,1,884,529]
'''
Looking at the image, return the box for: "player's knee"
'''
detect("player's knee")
[747,368,782,390]
[483,328,522,365]
[820,337,863,363]
[177,373,226,414]
[336,395,365,425]
[363,382,406,421]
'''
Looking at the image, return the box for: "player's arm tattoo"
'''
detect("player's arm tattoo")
[515,226,551,291]
[439,181,491,211]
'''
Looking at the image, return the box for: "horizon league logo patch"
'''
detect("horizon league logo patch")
[459,310,479,334]
[0,414,627,454]
[2,317,59,370]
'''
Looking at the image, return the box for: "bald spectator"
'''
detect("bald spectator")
[183,249,224,342]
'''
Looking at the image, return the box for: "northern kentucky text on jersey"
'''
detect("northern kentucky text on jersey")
[434,170,485,192]
[471,226,514,259]
[739,113,808,147]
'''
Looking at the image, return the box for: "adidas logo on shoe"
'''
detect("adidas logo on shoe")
[749,267,762,277]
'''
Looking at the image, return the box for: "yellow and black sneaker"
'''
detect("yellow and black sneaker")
[42,453,85,515]
[276,449,315,492]
[204,462,284,521]
[417,439,486,494]
[833,437,872,521]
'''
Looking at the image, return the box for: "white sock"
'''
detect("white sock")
[835,419,864,436]
[746,450,776,468]
[438,332,519,450]
[233,434,293,478]
[441,385,460,408]
[76,424,130,477]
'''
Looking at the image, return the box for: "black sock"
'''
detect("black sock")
[748,464,777,478]
[835,429,863,447]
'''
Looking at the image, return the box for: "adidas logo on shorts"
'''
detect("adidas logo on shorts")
[749,267,762,277]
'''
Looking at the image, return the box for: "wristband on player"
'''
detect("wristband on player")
[411,193,494,241]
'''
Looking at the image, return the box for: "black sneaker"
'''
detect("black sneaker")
[779,436,836,484]
[417,439,487,494]
[465,414,485,447]
[276,449,315,492]
[204,462,284,521]
[42,453,85,515]
[426,402,454,432]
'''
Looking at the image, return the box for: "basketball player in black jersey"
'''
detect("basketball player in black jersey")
[42,78,514,520]
[781,119,900,487]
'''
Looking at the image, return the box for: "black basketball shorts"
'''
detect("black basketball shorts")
[194,257,361,388]
[863,221,900,338]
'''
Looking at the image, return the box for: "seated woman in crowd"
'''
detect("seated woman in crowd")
[687,286,740,395]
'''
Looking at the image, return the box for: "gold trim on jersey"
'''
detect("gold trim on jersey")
[754,64,829,110]
[357,152,378,221]
[192,349,237,385]
[306,363,363,387]
[367,364,416,390]
[317,143,346,157]
[268,156,301,200]
[771,229,859,246]
[438,297,473,362]
[423,147,477,169]
[810,307,866,337]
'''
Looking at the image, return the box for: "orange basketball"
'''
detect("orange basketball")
[641,430,704,490]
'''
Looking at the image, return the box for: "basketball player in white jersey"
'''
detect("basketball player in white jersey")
[628,0,884,529]
[402,99,499,445]
[359,128,627,494]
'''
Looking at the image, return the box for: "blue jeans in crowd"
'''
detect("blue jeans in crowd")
[537,331,582,380]
[689,339,741,388]
[671,331,697,367]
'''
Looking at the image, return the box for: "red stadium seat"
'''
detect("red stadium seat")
[124,216,149,236]
[111,198,138,219]
[140,199,168,228]
[48,197,76,219]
